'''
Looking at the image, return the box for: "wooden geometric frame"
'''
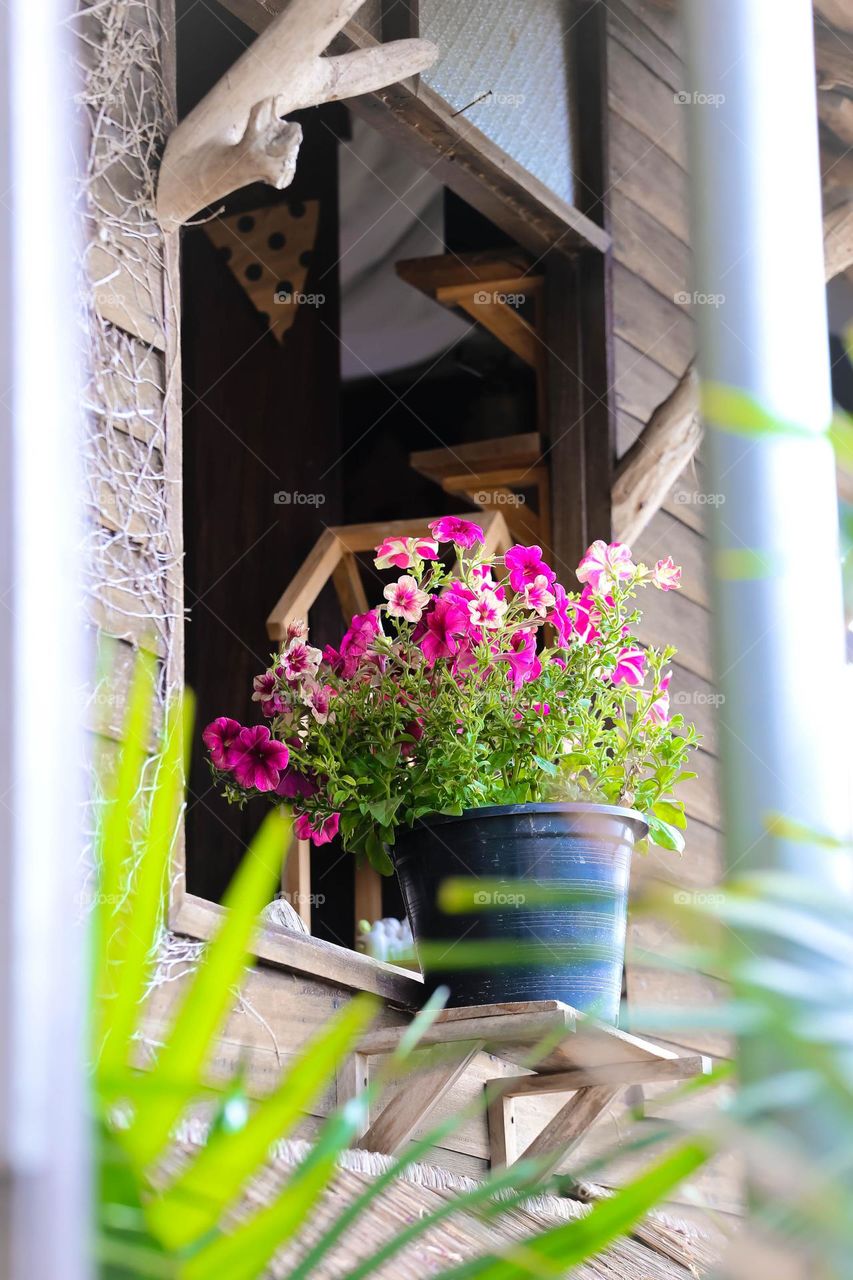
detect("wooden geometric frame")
[266,511,512,939]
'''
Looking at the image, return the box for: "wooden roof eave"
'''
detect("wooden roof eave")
[215,0,612,261]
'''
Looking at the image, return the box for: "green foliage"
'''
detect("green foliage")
[208,539,698,863]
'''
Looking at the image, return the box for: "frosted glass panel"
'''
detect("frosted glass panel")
[420,0,577,206]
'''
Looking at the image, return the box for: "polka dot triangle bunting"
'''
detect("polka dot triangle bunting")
[204,201,320,343]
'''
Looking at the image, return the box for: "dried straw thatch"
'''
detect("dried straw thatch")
[173,1127,722,1279]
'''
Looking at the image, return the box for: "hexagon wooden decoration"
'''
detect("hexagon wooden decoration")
[266,511,513,642]
[266,511,512,939]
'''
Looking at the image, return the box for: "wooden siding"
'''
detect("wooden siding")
[606,2,731,1109]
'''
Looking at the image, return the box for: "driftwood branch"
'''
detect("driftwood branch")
[613,200,853,544]
[612,364,701,546]
[815,1,853,35]
[156,0,436,231]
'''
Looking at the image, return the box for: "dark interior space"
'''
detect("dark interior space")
[178,0,536,947]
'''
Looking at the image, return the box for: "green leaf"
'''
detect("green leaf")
[646,814,685,854]
[146,993,377,1250]
[434,1140,711,1279]
[652,799,687,830]
[94,648,157,1060]
[122,808,290,1169]
[98,692,192,1090]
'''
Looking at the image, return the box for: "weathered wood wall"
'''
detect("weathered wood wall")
[604,5,731,1160]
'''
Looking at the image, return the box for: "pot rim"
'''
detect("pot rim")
[410,801,649,838]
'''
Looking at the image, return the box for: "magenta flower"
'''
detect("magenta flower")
[229,725,290,791]
[374,536,439,570]
[523,574,556,617]
[498,628,542,690]
[652,557,682,591]
[275,766,318,800]
[285,618,308,643]
[294,811,341,846]
[324,610,383,680]
[281,640,322,683]
[576,540,635,593]
[647,670,672,724]
[429,516,485,549]
[384,574,430,623]
[303,680,336,724]
[505,545,556,593]
[611,646,646,687]
[419,598,468,666]
[549,583,573,647]
[202,717,243,770]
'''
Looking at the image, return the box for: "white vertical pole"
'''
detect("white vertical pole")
[681,0,852,891]
[0,0,90,1276]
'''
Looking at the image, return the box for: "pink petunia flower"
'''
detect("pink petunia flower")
[419,598,468,666]
[577,540,635,593]
[429,516,485,549]
[325,610,383,679]
[571,586,603,645]
[275,766,319,800]
[203,717,243,770]
[285,619,308,643]
[467,587,506,630]
[294,811,341,846]
[652,557,682,591]
[505,545,557,593]
[549,583,573,647]
[280,639,322,683]
[524,574,556,617]
[303,680,336,725]
[229,725,290,791]
[251,671,286,718]
[611,646,646,687]
[384,574,430,623]
[647,670,672,724]
[374,536,439,570]
[498,628,542,690]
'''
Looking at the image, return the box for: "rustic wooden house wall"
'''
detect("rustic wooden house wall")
[604,0,728,1060]
[80,0,736,1215]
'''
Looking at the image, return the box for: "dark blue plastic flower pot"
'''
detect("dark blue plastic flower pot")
[392,802,647,1025]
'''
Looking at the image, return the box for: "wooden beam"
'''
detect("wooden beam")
[612,363,701,547]
[819,87,853,147]
[156,0,436,230]
[815,1,853,35]
[515,1085,619,1167]
[488,1053,711,1099]
[815,18,853,91]
[824,199,853,280]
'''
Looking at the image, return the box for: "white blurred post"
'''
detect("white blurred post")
[0,0,90,1277]
[681,1,852,891]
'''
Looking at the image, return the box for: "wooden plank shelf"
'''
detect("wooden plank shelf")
[347,999,711,1168]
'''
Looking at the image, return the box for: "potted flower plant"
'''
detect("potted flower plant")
[205,520,697,1023]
